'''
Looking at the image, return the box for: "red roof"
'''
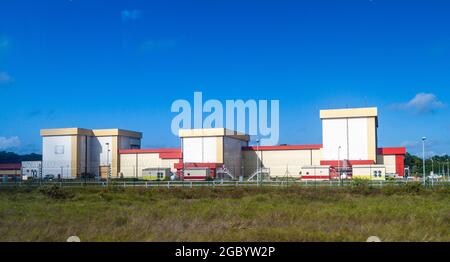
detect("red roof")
[0,163,22,170]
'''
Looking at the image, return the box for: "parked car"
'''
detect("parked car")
[44,174,55,181]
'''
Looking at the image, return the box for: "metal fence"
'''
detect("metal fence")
[0,179,449,188]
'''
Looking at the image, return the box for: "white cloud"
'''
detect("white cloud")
[121,9,142,21]
[0,136,21,150]
[0,72,13,85]
[393,93,445,113]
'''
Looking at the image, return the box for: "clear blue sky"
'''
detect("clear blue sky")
[0,0,449,156]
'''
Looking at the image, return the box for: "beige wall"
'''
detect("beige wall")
[352,165,386,180]
[119,153,178,178]
[367,117,377,162]
[376,155,396,174]
[243,149,322,178]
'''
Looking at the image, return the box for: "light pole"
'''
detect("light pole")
[106,142,111,182]
[422,137,426,186]
[447,159,449,181]
[256,139,261,185]
[431,158,434,176]
[337,146,341,183]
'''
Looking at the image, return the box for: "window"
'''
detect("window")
[55,145,64,154]
[377,171,382,177]
[157,172,164,179]
[373,171,377,177]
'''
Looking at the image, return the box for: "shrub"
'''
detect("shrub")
[38,185,74,200]
[403,182,423,194]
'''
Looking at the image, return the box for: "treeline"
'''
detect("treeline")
[405,152,450,176]
[0,151,42,164]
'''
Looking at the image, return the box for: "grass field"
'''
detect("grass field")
[0,184,449,242]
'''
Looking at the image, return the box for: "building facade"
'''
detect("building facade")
[40,107,406,181]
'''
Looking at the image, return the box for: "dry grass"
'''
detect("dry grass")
[0,185,449,242]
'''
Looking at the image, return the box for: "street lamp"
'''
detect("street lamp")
[422,137,426,186]
[431,158,434,176]
[447,159,449,181]
[337,146,342,183]
[106,142,111,181]
[256,138,261,184]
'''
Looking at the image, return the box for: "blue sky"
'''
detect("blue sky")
[0,0,449,156]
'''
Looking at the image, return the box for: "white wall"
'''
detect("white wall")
[322,118,348,160]
[42,136,72,178]
[182,137,218,163]
[348,118,368,160]
[322,117,370,160]
[22,161,42,179]
[86,136,113,177]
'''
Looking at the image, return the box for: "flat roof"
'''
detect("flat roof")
[179,128,250,141]
[320,107,378,119]
[40,128,142,138]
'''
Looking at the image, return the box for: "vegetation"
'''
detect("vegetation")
[0,151,42,163]
[405,152,450,177]
[0,185,449,242]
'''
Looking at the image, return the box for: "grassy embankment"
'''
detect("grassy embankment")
[0,183,449,241]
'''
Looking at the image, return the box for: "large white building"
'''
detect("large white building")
[41,107,406,180]
[41,128,142,179]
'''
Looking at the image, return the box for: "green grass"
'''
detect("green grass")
[0,184,449,242]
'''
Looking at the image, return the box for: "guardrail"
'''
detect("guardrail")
[0,179,449,188]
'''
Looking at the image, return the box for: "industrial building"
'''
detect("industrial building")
[39,107,406,181]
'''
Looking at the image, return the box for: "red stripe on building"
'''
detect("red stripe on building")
[182,176,210,180]
[242,144,323,151]
[159,152,182,159]
[320,160,375,166]
[119,148,181,154]
[377,147,406,155]
[300,175,330,179]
